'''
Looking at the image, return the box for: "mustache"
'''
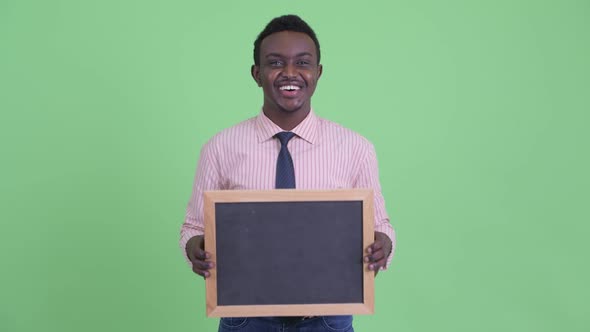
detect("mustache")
[275,79,304,86]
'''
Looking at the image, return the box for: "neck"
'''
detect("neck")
[262,107,311,131]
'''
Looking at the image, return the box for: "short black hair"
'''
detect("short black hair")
[253,14,321,66]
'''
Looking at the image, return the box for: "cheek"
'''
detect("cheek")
[305,76,318,89]
[262,73,279,89]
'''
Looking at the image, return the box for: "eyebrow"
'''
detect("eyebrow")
[265,52,314,58]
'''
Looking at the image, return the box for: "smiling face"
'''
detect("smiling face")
[251,31,322,125]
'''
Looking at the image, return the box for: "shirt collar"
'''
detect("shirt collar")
[255,108,318,144]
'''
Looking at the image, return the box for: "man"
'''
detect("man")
[180,14,395,331]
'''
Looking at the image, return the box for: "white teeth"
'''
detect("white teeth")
[279,85,301,91]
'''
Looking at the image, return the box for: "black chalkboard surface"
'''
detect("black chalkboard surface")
[204,190,374,317]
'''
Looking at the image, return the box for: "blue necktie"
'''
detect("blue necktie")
[275,132,296,189]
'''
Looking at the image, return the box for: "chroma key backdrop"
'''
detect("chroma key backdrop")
[1,0,588,331]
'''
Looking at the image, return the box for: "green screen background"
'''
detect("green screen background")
[1,0,589,331]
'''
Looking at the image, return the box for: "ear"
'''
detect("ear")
[317,64,323,80]
[251,65,262,87]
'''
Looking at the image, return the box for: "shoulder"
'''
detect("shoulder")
[205,116,258,149]
[315,116,374,150]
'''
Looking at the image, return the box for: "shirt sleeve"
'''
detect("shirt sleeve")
[179,140,222,266]
[355,142,396,269]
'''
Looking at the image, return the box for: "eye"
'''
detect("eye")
[269,60,284,67]
[296,60,311,66]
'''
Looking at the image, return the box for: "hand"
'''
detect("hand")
[186,235,215,279]
[364,231,392,276]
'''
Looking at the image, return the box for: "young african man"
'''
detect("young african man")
[180,14,396,332]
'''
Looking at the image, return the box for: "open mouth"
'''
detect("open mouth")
[279,85,301,92]
[278,85,302,97]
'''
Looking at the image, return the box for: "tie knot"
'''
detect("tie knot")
[275,131,295,146]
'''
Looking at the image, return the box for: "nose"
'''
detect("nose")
[281,63,297,78]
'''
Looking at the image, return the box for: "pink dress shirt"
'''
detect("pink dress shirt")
[180,109,396,267]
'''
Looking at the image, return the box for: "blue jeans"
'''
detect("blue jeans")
[218,315,354,332]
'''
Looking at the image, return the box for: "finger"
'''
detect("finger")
[369,248,386,262]
[365,250,384,264]
[191,247,211,260]
[191,261,215,278]
[363,245,375,262]
[369,256,387,270]
[201,251,212,260]
[364,253,377,262]
[366,241,384,254]
[192,265,211,278]
[365,244,386,261]
[371,240,384,252]
[191,259,215,271]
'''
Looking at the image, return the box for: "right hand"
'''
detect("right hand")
[186,235,215,279]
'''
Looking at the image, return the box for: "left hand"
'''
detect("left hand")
[365,231,392,276]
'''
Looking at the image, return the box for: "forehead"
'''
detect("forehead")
[260,31,317,58]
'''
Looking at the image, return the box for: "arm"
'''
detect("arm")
[179,140,221,278]
[354,142,396,275]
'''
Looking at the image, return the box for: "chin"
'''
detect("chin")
[278,103,307,113]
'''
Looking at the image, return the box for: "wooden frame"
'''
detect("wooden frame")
[204,189,374,317]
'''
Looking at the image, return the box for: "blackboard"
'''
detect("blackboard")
[203,189,374,317]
